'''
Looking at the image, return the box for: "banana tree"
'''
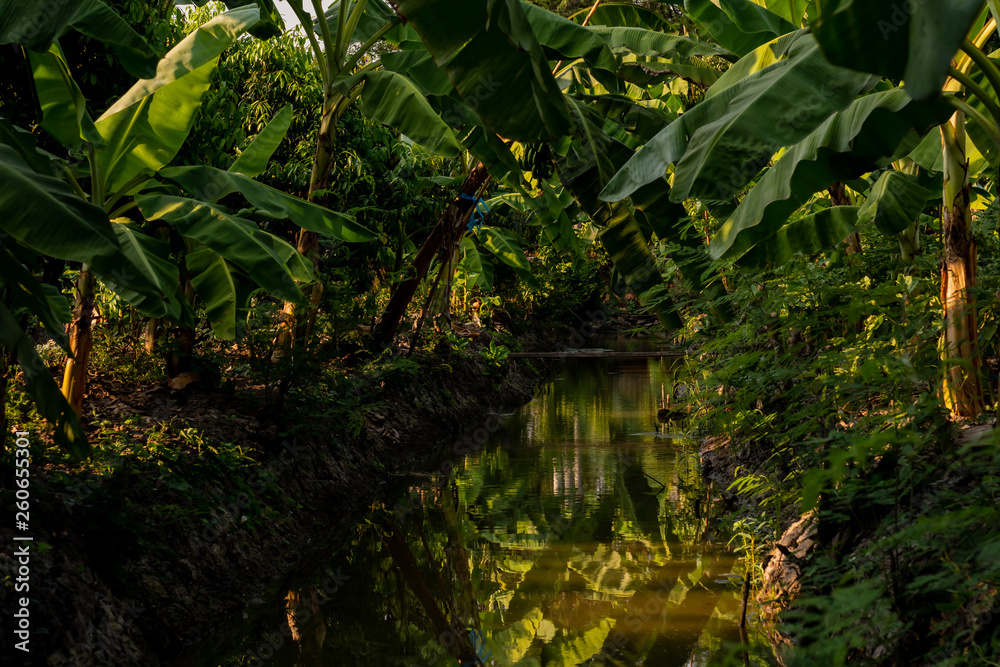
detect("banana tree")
[2,5,372,452]
[598,0,998,417]
[371,0,747,344]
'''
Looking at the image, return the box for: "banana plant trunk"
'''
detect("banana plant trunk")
[373,161,491,348]
[61,268,95,416]
[278,106,338,352]
[940,110,984,417]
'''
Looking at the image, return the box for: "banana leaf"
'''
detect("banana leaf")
[709,88,951,260]
[95,7,260,193]
[157,165,376,242]
[135,194,308,305]
[394,0,571,142]
[229,103,293,177]
[812,0,984,101]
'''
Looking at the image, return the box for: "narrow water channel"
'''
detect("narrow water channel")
[195,339,777,666]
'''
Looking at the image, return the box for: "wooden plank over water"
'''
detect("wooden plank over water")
[508,351,683,358]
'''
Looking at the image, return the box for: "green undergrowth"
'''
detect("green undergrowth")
[683,227,1000,665]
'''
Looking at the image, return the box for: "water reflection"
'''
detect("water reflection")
[201,347,776,666]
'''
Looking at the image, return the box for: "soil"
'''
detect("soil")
[0,332,559,666]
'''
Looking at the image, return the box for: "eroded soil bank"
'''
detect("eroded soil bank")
[0,332,564,666]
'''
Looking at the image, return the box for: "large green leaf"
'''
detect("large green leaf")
[336,70,462,158]
[709,89,951,260]
[95,7,260,193]
[857,170,937,236]
[477,227,539,289]
[394,0,571,142]
[108,221,181,319]
[29,42,102,148]
[684,0,797,57]
[0,117,54,175]
[157,165,376,242]
[0,301,87,458]
[135,194,307,304]
[600,33,871,202]
[318,0,420,50]
[0,145,161,298]
[574,94,672,142]
[812,0,984,101]
[228,103,293,177]
[669,33,873,202]
[1,0,158,77]
[739,206,860,267]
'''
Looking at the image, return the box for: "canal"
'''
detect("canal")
[192,339,777,666]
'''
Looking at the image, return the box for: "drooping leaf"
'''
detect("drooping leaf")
[601,33,872,203]
[135,194,307,304]
[0,145,163,298]
[229,103,293,177]
[569,3,672,30]
[556,106,682,328]
[709,88,951,260]
[108,220,181,319]
[669,33,873,202]
[186,246,248,340]
[60,0,160,78]
[394,0,571,142]
[812,0,984,100]
[739,206,860,267]
[95,7,260,192]
[0,117,54,174]
[684,0,797,57]
[158,165,376,242]
[0,301,87,458]
[857,170,937,236]
[334,70,463,158]
[617,59,723,88]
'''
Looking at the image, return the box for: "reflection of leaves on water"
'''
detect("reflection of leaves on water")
[305,348,748,666]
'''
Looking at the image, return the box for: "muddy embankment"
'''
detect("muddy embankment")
[0,330,572,666]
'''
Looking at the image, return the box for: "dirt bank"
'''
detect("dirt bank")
[0,332,558,666]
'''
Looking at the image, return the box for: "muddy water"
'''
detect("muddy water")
[197,339,777,666]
